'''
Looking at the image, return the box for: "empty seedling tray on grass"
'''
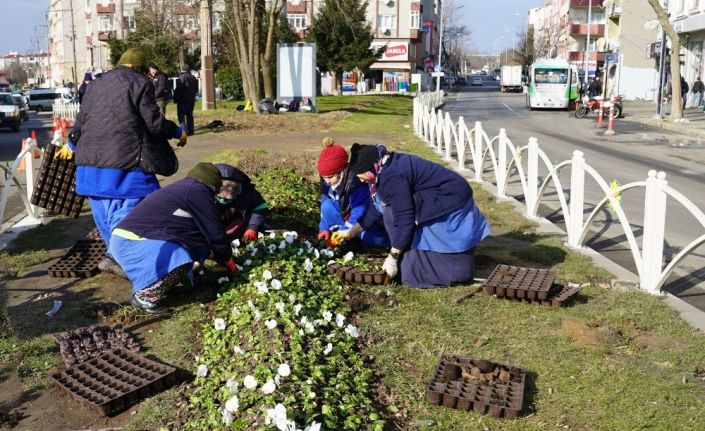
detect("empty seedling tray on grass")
[480,265,581,307]
[51,349,176,416]
[47,239,107,278]
[427,355,526,419]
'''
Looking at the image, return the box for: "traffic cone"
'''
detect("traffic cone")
[30,130,40,158]
[17,138,27,172]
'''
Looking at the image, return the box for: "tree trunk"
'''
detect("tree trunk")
[261,1,283,99]
[232,0,260,112]
[648,0,682,119]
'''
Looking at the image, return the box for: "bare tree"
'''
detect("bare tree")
[647,0,682,119]
[261,0,285,99]
[223,0,263,111]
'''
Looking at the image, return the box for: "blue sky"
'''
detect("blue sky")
[0,0,549,55]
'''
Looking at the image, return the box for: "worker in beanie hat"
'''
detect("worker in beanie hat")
[109,162,237,314]
[214,163,269,243]
[316,137,389,248]
[118,48,148,73]
[78,72,93,104]
[334,144,491,289]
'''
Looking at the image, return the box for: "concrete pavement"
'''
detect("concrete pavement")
[623,100,705,141]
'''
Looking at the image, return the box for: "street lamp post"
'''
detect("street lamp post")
[584,0,593,83]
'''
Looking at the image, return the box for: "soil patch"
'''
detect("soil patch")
[554,316,623,347]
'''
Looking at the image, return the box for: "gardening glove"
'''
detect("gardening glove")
[242,228,258,242]
[225,259,238,274]
[54,144,74,160]
[174,126,188,147]
[331,230,352,246]
[382,253,399,278]
[317,231,331,241]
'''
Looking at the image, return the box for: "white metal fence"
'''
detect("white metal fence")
[0,137,42,230]
[52,100,80,122]
[413,92,705,295]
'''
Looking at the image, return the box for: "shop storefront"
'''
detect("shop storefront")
[369,41,413,93]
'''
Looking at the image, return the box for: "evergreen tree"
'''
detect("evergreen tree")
[306,0,382,92]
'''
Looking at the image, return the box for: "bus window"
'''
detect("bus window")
[534,69,568,84]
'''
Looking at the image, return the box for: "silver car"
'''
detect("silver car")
[0,93,21,132]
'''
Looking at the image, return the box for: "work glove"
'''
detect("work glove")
[331,229,352,246]
[174,126,188,147]
[242,228,258,242]
[317,231,331,241]
[225,259,238,274]
[382,253,399,278]
[54,144,74,160]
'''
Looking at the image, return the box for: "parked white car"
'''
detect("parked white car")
[0,92,21,132]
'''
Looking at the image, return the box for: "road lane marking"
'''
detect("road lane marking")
[503,102,520,116]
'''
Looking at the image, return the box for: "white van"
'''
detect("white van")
[28,88,73,112]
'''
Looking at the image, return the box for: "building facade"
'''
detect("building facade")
[0,52,51,86]
[669,0,705,104]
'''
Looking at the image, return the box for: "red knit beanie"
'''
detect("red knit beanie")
[317,137,349,176]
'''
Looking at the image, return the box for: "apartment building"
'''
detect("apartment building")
[669,0,705,96]
[285,0,440,92]
[0,52,51,85]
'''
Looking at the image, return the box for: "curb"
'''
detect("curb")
[628,115,705,140]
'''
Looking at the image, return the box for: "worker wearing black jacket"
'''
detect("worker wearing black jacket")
[149,63,169,114]
[174,64,199,135]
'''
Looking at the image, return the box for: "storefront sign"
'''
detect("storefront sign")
[371,42,410,61]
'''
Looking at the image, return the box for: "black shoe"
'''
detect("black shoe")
[130,294,169,315]
[98,256,127,279]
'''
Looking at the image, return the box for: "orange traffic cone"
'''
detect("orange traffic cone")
[17,138,27,172]
[30,131,40,158]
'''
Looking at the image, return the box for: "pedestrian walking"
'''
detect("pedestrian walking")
[693,77,704,110]
[77,72,92,104]
[109,162,238,314]
[70,48,187,276]
[587,77,602,98]
[174,64,199,135]
[149,63,169,115]
[681,75,689,110]
[333,144,491,288]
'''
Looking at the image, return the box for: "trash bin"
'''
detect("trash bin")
[375,83,382,92]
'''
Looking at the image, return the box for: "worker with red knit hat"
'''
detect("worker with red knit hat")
[317,137,388,248]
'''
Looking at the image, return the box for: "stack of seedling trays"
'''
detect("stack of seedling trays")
[481,265,581,307]
[427,355,526,418]
[328,257,387,285]
[47,239,106,278]
[30,143,84,218]
[50,348,176,416]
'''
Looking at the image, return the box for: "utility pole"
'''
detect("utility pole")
[584,0,592,83]
[68,0,78,91]
[437,0,444,71]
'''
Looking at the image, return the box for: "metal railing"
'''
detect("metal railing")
[413,92,705,295]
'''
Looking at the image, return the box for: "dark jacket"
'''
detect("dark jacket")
[174,72,198,105]
[319,170,369,231]
[220,182,268,231]
[587,80,602,97]
[361,153,473,250]
[693,79,705,94]
[152,71,168,100]
[78,82,88,104]
[72,66,178,171]
[117,177,231,264]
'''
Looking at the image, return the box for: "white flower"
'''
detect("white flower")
[232,306,241,316]
[251,247,258,256]
[255,281,269,294]
[322,311,332,322]
[283,231,297,243]
[233,345,245,355]
[277,363,291,377]
[275,375,281,385]
[297,248,304,256]
[322,249,334,257]
[343,251,354,263]
[327,260,336,266]
[304,422,322,431]
[244,259,253,266]
[254,310,262,321]
[232,239,241,248]
[309,391,316,399]
[225,378,239,393]
[275,302,285,314]
[298,329,304,336]
[217,276,229,285]
[266,404,289,429]
[243,375,258,389]
[314,248,320,259]
[248,300,255,309]
[326,332,336,339]
[304,322,315,333]
[279,240,287,249]
[258,232,265,239]
[198,270,205,276]
[289,293,297,302]
[324,343,333,355]
[345,324,359,338]
[268,244,277,253]
[304,258,313,272]
[271,279,282,290]
[335,314,345,327]
[196,364,208,377]
[261,379,277,394]
[294,304,302,316]
[304,240,312,248]
[265,319,278,329]
[237,264,243,271]
[300,316,309,325]
[222,409,233,425]
[306,379,312,384]
[214,318,226,330]
[225,395,239,413]
[270,232,276,239]
[263,269,273,280]
[313,319,322,327]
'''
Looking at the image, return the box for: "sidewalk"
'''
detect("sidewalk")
[623,100,705,140]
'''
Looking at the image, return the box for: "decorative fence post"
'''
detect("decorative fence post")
[641,170,668,294]
[497,129,508,198]
[473,122,483,182]
[457,116,466,170]
[526,137,539,218]
[443,112,452,160]
[567,150,586,248]
[413,97,419,135]
[435,109,444,154]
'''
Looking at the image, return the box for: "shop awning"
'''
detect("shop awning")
[370,62,412,70]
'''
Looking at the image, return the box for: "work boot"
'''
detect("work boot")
[130,294,169,315]
[98,256,127,279]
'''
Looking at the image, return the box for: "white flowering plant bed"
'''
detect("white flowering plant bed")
[185,232,385,431]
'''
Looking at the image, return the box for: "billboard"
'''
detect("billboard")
[277,43,317,103]
[371,42,410,61]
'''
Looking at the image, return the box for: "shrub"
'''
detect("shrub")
[216,66,245,100]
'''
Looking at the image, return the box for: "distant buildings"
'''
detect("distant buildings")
[0,52,50,86]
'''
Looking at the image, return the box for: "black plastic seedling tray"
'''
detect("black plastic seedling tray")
[54,324,140,367]
[328,257,387,285]
[51,349,177,416]
[427,355,526,419]
[482,265,555,300]
[30,144,84,218]
[47,239,107,278]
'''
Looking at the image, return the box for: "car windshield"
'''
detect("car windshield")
[534,68,568,84]
[0,94,14,105]
[12,96,23,106]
